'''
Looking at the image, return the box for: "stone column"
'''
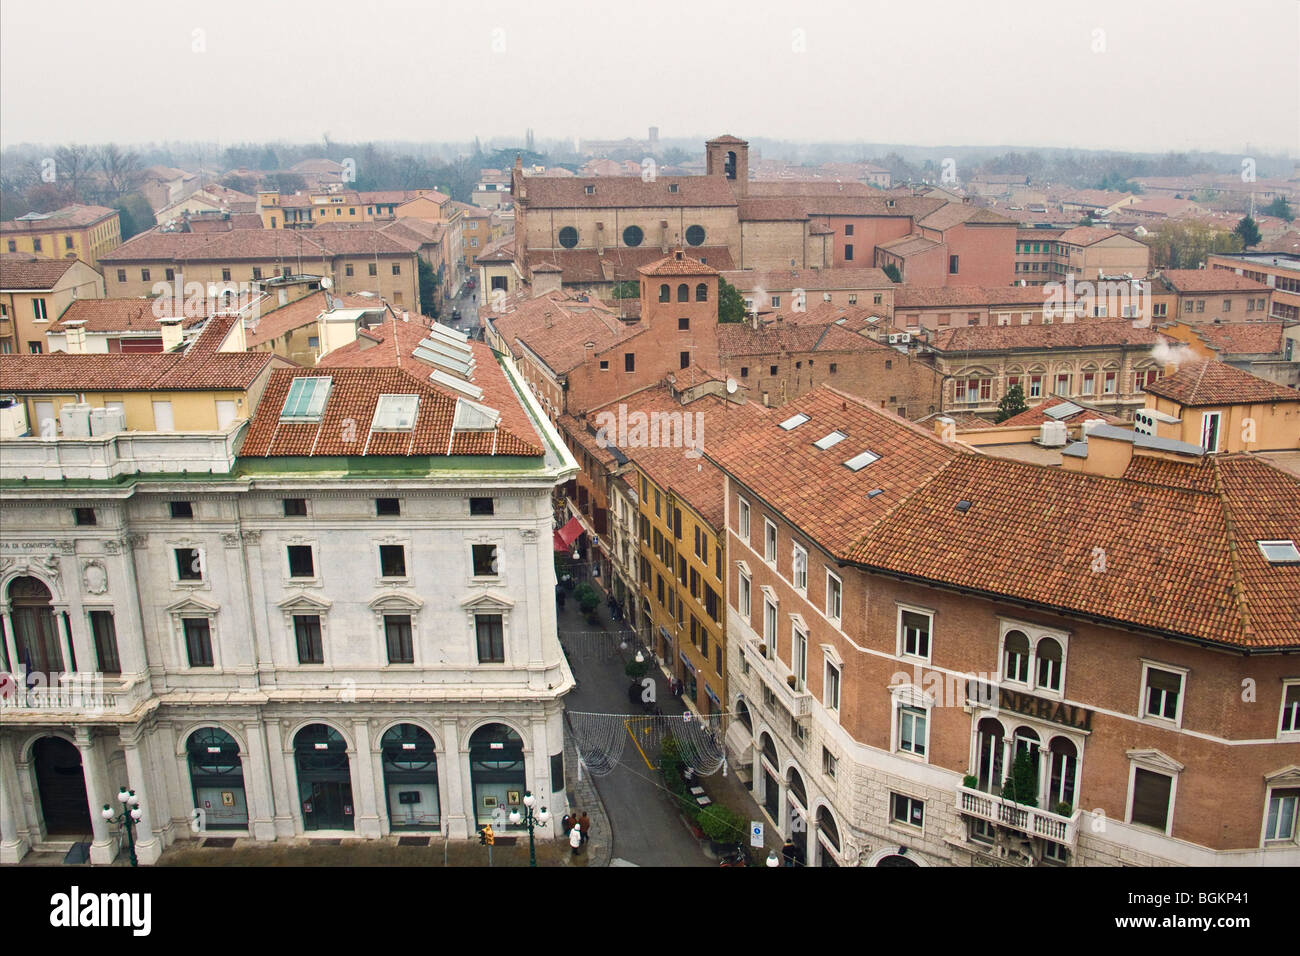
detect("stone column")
[263,720,297,838]
[350,719,381,838]
[120,729,162,864]
[240,720,278,841]
[441,718,469,839]
[0,735,31,863]
[74,729,116,865]
[1,609,19,675]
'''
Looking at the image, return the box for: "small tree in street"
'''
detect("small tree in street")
[717,276,747,323]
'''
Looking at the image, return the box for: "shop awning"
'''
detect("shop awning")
[553,517,584,552]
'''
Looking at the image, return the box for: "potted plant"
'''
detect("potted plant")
[786,674,798,689]
[962,774,979,790]
[1053,801,1073,817]
[1000,751,1039,808]
[758,643,767,656]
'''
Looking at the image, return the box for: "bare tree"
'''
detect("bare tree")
[97,143,143,198]
[55,144,94,202]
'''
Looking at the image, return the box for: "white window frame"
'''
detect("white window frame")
[371,593,425,667]
[763,518,777,565]
[282,538,321,586]
[1263,778,1300,845]
[897,605,933,662]
[998,620,1069,697]
[1124,754,1180,837]
[737,567,751,624]
[1200,411,1222,452]
[822,746,837,780]
[792,543,808,593]
[891,685,931,761]
[170,541,208,587]
[824,658,841,713]
[763,594,778,658]
[1139,660,1188,728]
[737,496,750,541]
[792,622,808,690]
[825,570,842,625]
[167,597,222,672]
[1279,680,1300,738]
[469,537,504,583]
[375,536,412,585]
[889,791,925,831]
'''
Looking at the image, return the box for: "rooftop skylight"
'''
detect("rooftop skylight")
[813,430,847,450]
[372,394,419,432]
[779,412,810,430]
[1258,540,1300,564]
[842,449,880,471]
[279,376,332,422]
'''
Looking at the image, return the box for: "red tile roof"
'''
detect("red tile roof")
[929,320,1165,353]
[53,298,210,333]
[239,366,541,459]
[0,255,85,290]
[998,395,1126,427]
[0,318,271,391]
[0,204,117,232]
[1142,359,1300,407]
[490,295,642,374]
[717,321,886,358]
[245,292,387,348]
[638,251,720,277]
[526,245,733,284]
[1157,270,1271,294]
[1192,322,1288,356]
[707,385,1300,649]
[721,268,894,292]
[894,285,1050,309]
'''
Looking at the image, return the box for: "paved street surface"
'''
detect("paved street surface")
[558,599,779,867]
[442,285,480,339]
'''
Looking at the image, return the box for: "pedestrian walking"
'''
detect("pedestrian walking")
[578,812,591,844]
[569,822,583,855]
[561,812,573,834]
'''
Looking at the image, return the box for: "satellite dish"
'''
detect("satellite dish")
[726,378,737,394]
[320,277,334,289]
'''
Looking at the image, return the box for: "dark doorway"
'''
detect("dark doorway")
[294,724,354,831]
[33,737,91,836]
[187,727,248,830]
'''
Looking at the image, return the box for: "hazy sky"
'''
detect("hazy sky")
[2,0,1297,155]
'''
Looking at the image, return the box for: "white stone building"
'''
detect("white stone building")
[1,346,577,864]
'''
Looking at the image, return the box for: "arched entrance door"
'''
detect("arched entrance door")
[877,854,919,867]
[9,577,64,677]
[786,768,808,864]
[759,734,780,821]
[469,724,525,828]
[382,724,440,830]
[187,728,248,830]
[294,724,353,831]
[816,805,841,867]
[32,736,90,837]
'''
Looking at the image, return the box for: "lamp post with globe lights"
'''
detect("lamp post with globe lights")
[102,787,143,867]
[508,791,550,867]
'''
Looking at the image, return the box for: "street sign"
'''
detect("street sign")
[750,821,764,848]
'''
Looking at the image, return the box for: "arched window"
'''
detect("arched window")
[469,723,525,828]
[557,226,578,249]
[1036,637,1063,692]
[8,576,62,676]
[294,724,353,831]
[817,805,840,851]
[787,767,807,807]
[736,698,752,731]
[695,283,708,302]
[760,733,778,770]
[758,733,780,820]
[1003,630,1030,683]
[677,283,689,302]
[976,717,1005,792]
[187,728,247,830]
[659,284,670,303]
[1047,737,1078,811]
[382,724,440,830]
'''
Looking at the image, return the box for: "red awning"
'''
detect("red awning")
[555,517,585,550]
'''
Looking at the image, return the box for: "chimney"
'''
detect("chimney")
[63,320,87,354]
[159,317,184,352]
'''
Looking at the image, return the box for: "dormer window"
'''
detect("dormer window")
[669,184,679,193]
[585,185,595,195]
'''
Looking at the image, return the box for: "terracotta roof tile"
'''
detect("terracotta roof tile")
[1157,269,1271,293]
[929,320,1165,353]
[1142,359,1300,407]
[1192,322,1288,356]
[0,255,85,290]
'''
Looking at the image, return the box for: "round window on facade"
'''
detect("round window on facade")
[623,225,643,247]
[558,226,578,249]
[685,225,706,246]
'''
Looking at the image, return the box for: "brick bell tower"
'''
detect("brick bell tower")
[705,134,749,198]
[638,250,721,375]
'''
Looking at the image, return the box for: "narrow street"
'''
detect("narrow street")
[557,600,714,867]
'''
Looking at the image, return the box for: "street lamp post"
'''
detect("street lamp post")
[508,791,551,867]
[101,786,143,867]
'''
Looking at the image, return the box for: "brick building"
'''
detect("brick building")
[707,385,1300,867]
